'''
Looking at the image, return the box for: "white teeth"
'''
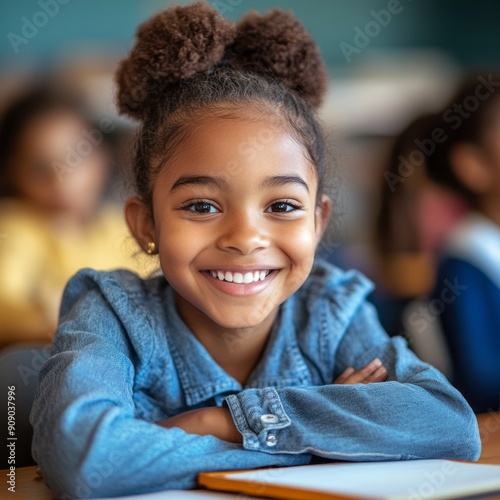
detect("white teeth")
[207,270,272,284]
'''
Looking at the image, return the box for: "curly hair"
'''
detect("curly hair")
[115,2,330,208]
[426,74,500,204]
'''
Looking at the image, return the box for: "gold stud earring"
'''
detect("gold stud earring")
[146,242,157,255]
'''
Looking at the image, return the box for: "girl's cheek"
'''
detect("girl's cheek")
[283,224,317,273]
[287,220,317,251]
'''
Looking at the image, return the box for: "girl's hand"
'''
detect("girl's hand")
[157,407,242,443]
[334,358,388,384]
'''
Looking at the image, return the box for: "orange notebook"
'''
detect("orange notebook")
[198,459,500,500]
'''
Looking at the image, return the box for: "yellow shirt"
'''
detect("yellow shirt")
[0,199,152,346]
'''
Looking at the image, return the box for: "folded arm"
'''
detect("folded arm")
[30,288,309,499]
[224,302,481,461]
[157,357,388,442]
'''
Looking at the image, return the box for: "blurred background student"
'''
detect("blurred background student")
[372,76,500,412]
[425,77,500,413]
[0,85,145,348]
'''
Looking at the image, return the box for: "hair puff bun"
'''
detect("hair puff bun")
[115,2,236,120]
[229,9,328,108]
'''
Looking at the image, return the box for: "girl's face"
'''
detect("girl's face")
[146,112,330,331]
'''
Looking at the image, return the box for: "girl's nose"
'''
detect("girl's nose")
[216,211,270,255]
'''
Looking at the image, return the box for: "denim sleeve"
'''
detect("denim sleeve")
[30,280,310,499]
[225,302,481,462]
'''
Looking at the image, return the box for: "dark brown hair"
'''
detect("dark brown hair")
[376,73,500,256]
[375,115,437,255]
[114,2,329,209]
[0,85,92,197]
[426,74,500,203]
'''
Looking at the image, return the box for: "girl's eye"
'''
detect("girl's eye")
[181,201,218,214]
[267,201,302,213]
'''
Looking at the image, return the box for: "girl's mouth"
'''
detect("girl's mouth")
[200,269,278,296]
[204,270,271,284]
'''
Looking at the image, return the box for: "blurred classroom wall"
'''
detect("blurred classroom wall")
[1,0,500,71]
[2,0,499,141]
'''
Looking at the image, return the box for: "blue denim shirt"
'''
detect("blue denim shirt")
[30,260,481,498]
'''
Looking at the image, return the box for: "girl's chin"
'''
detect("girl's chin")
[205,307,278,331]
[209,316,269,331]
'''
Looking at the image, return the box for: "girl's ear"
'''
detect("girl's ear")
[450,143,492,194]
[125,196,156,253]
[314,194,331,245]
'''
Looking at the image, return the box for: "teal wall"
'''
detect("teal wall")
[1,0,499,72]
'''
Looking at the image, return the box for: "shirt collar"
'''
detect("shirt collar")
[445,212,500,288]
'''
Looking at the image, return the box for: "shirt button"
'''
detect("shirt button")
[261,414,279,424]
[266,434,278,447]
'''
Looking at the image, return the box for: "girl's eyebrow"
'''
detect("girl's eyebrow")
[169,174,310,193]
[261,175,309,193]
[170,175,227,192]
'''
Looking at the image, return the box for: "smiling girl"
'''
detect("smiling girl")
[30,3,480,498]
